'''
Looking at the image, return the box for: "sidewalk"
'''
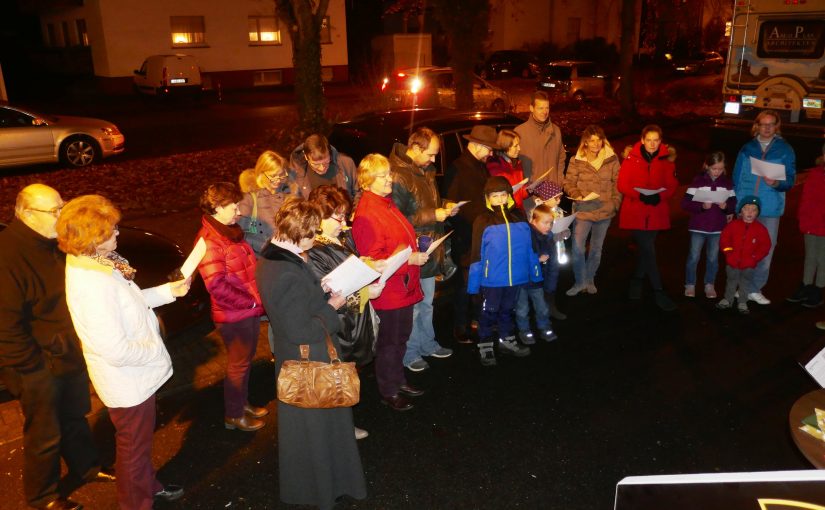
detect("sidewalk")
[0,322,273,447]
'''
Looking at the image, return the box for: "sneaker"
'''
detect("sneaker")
[787,283,807,303]
[654,290,677,312]
[716,298,732,310]
[498,337,531,357]
[405,358,429,372]
[354,427,369,440]
[539,329,558,342]
[704,284,717,299]
[566,283,586,296]
[154,485,184,502]
[684,285,695,298]
[519,330,536,345]
[585,281,598,294]
[427,346,453,358]
[802,286,824,309]
[748,292,771,305]
[477,341,496,366]
[737,303,749,315]
[628,278,643,300]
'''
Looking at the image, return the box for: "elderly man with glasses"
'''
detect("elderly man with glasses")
[287,133,359,203]
[0,184,113,510]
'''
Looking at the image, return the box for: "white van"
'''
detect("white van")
[133,54,202,96]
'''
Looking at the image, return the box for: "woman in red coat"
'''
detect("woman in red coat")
[790,144,825,308]
[196,182,266,432]
[352,154,429,412]
[486,129,528,209]
[617,125,679,311]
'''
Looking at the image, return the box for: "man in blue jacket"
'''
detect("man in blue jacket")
[732,110,796,305]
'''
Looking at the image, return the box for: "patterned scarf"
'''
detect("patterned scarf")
[94,251,137,281]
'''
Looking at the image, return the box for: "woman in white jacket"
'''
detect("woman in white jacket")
[56,195,190,510]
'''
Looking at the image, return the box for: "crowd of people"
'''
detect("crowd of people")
[1,90,820,509]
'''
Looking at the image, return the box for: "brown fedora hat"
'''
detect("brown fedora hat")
[462,125,500,149]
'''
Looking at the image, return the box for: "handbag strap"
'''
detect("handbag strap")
[298,317,340,363]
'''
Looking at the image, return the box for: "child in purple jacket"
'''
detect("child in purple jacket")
[680,151,737,298]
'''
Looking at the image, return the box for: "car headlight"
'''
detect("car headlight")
[101,126,121,136]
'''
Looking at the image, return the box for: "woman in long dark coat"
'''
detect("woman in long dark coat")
[255,197,366,510]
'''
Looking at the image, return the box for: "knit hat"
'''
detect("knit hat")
[484,176,513,196]
[738,195,761,215]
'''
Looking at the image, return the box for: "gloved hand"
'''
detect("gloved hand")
[639,192,661,206]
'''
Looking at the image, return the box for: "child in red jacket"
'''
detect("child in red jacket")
[717,195,771,314]
[788,143,825,309]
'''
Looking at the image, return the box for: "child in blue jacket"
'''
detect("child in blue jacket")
[468,176,542,366]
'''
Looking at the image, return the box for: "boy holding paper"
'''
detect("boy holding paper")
[468,176,543,366]
[731,110,796,305]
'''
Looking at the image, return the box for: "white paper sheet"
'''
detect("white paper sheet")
[551,213,576,234]
[511,178,529,194]
[425,231,453,255]
[634,187,666,196]
[691,188,731,204]
[321,255,381,297]
[805,344,825,388]
[379,246,413,285]
[180,238,206,279]
[749,156,786,180]
[571,191,599,201]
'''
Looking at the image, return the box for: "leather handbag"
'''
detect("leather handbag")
[277,320,360,409]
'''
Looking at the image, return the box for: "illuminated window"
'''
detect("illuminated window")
[320,16,331,44]
[248,16,281,45]
[76,19,89,46]
[725,21,732,37]
[170,16,206,47]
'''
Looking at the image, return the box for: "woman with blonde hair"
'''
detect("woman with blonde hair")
[238,150,294,254]
[58,194,189,509]
[564,124,622,296]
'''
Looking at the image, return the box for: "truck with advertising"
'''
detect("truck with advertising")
[713,0,824,164]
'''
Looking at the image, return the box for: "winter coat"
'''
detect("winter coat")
[467,200,542,293]
[514,118,567,184]
[237,169,294,254]
[306,233,376,368]
[681,172,737,234]
[288,143,359,202]
[65,254,174,408]
[617,142,679,231]
[255,243,366,509]
[798,165,825,236]
[720,219,771,269]
[352,190,423,310]
[486,154,528,208]
[563,146,622,222]
[732,135,796,218]
[389,142,448,279]
[444,149,491,267]
[527,223,556,292]
[196,216,264,324]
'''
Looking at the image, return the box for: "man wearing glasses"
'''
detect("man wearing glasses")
[287,133,358,202]
[731,110,797,306]
[0,184,111,510]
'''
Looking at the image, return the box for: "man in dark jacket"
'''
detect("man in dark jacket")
[288,133,359,202]
[0,184,110,510]
[444,125,500,342]
[390,128,457,372]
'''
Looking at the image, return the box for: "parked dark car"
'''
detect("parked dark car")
[0,222,210,340]
[380,67,513,112]
[536,61,618,101]
[670,51,724,75]
[478,50,540,80]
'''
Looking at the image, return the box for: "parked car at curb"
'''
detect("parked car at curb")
[380,67,513,112]
[478,50,540,80]
[670,51,724,75]
[0,105,125,169]
[133,54,203,96]
[536,61,618,101]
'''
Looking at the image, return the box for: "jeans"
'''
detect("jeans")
[216,316,260,419]
[631,230,663,290]
[752,216,780,292]
[478,286,520,340]
[684,232,720,286]
[404,277,439,365]
[514,286,551,332]
[572,218,611,285]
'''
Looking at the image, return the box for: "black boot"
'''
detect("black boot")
[787,283,808,303]
[547,293,567,321]
[803,285,824,308]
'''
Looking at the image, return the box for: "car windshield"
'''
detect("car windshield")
[543,66,572,80]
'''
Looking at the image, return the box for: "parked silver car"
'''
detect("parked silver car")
[0,105,125,169]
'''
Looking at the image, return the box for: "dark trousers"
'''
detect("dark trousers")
[108,394,163,510]
[2,366,99,507]
[479,286,520,340]
[374,306,413,399]
[631,230,663,290]
[216,316,260,419]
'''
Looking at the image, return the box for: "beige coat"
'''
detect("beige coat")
[514,119,567,185]
[563,146,622,222]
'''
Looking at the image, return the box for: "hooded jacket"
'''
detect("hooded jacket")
[237,169,295,254]
[720,218,771,270]
[617,142,679,231]
[732,135,796,218]
[563,145,622,222]
[288,143,358,201]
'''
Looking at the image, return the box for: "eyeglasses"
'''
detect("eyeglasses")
[331,214,347,224]
[27,205,63,216]
[304,154,331,170]
[265,173,286,183]
[374,172,392,181]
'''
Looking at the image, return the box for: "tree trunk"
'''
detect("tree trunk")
[619,0,638,117]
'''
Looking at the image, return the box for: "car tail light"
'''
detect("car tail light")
[381,77,389,91]
[410,77,423,94]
